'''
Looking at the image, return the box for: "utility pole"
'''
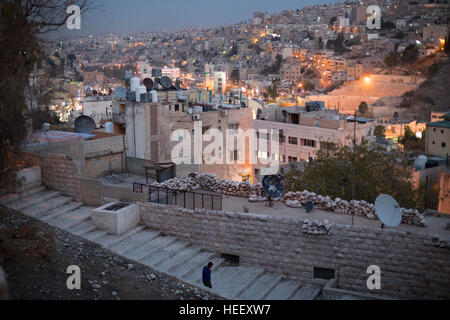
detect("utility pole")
[352,108,357,226]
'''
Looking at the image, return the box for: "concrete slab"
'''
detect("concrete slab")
[290,285,321,300]
[110,229,162,255]
[170,251,216,279]
[141,240,190,266]
[238,274,283,300]
[92,225,146,248]
[157,246,202,273]
[263,279,303,300]
[125,236,177,261]
[22,196,72,218]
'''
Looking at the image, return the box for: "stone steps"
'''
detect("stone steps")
[68,220,97,236]
[158,246,202,273]
[125,236,177,261]
[0,186,46,205]
[170,251,217,279]
[214,267,265,300]
[289,284,321,300]
[110,229,162,255]
[23,196,73,218]
[39,201,84,221]
[182,256,226,284]
[237,274,283,300]
[141,240,190,267]
[84,228,109,241]
[263,279,303,300]
[92,225,146,248]
[47,206,93,230]
[7,190,60,211]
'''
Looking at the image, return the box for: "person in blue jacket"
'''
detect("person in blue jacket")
[202,262,214,288]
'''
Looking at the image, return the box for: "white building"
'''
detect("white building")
[214,71,227,96]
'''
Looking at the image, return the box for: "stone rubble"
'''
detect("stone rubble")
[151,173,426,227]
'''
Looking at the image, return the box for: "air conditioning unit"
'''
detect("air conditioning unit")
[221,110,228,116]
[192,114,201,121]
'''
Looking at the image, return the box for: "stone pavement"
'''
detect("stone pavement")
[1,186,321,300]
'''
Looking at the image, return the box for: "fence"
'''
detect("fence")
[133,181,222,211]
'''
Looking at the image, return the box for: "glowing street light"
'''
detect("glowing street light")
[364,76,371,84]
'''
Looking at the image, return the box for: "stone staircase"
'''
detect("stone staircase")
[1,186,321,300]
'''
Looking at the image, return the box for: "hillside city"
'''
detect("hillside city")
[0,0,450,303]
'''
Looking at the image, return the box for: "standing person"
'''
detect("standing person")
[202,262,213,289]
[0,266,8,300]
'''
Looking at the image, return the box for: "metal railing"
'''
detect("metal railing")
[133,181,222,211]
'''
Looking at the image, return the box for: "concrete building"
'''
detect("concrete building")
[214,71,227,96]
[252,107,374,179]
[425,113,450,158]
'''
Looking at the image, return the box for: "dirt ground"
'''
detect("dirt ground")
[0,206,214,300]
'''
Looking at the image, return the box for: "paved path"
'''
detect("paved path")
[1,187,321,300]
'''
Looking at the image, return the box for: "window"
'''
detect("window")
[288,156,297,163]
[288,137,298,145]
[432,141,435,145]
[442,142,447,148]
[313,267,335,280]
[258,151,269,159]
[230,150,239,161]
[301,139,316,148]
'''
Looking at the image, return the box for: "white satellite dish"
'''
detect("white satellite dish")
[375,194,402,228]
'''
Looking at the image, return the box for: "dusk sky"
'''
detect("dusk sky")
[60,0,339,37]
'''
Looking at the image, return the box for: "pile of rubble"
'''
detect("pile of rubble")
[151,173,266,198]
[150,174,426,227]
[302,219,333,235]
[282,190,426,227]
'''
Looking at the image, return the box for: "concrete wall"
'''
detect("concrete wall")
[140,202,450,299]
[438,173,450,214]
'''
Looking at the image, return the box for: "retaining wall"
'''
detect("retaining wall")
[140,202,450,299]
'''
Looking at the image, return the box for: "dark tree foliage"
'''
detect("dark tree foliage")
[284,142,417,208]
[0,0,90,172]
[358,101,368,115]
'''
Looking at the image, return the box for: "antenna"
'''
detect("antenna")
[74,115,96,134]
[375,194,402,228]
[261,175,284,207]
[160,76,173,89]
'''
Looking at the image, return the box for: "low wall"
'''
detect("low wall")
[37,154,81,201]
[80,177,147,207]
[140,202,450,299]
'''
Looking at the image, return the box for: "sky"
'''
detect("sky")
[58,0,339,37]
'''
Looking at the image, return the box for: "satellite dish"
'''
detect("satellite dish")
[143,78,154,92]
[160,76,173,89]
[74,115,96,134]
[114,86,127,99]
[261,175,284,199]
[375,194,402,228]
[305,200,314,213]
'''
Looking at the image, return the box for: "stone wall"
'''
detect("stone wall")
[37,154,81,201]
[140,202,450,299]
[84,153,123,178]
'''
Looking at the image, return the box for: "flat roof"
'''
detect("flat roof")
[428,121,450,128]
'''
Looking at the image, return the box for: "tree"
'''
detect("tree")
[0,0,91,173]
[400,125,424,152]
[284,142,417,208]
[374,125,386,139]
[384,51,399,67]
[401,44,419,64]
[358,101,368,115]
[303,81,315,91]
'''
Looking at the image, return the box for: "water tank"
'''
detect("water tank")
[130,76,141,92]
[414,155,427,171]
[135,85,147,102]
[151,90,158,103]
[105,122,114,134]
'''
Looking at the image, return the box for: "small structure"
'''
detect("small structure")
[91,201,139,235]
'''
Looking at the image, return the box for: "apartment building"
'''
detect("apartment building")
[252,107,374,179]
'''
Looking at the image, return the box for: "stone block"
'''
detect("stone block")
[91,201,139,235]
